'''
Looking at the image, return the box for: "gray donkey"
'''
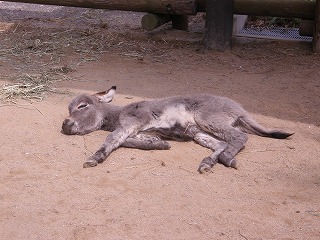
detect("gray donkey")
[62,86,293,173]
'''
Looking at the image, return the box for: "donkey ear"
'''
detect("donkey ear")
[93,86,116,103]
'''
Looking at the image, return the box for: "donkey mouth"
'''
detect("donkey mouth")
[61,125,77,135]
[62,118,78,135]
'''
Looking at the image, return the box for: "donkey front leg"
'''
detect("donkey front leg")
[122,134,171,150]
[83,127,135,168]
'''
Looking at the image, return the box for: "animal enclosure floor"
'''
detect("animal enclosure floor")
[0,3,320,240]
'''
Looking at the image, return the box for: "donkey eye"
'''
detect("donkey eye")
[77,103,88,109]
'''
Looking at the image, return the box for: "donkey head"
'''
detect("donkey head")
[62,86,116,135]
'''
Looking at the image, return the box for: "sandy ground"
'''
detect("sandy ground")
[0,3,320,240]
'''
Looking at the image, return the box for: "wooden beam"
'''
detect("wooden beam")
[141,14,189,31]
[141,13,171,31]
[4,0,316,19]
[313,0,320,52]
[4,0,197,15]
[197,0,315,20]
[205,0,234,51]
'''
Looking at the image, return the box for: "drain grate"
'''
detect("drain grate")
[236,27,312,42]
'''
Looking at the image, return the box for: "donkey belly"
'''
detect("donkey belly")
[143,123,194,142]
[141,105,196,141]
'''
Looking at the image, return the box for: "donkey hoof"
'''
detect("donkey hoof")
[219,153,237,169]
[229,159,238,169]
[162,142,171,150]
[83,160,98,168]
[198,163,212,174]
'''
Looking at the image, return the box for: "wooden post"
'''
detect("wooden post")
[172,15,189,31]
[141,13,171,31]
[299,20,313,37]
[205,0,234,51]
[313,0,320,52]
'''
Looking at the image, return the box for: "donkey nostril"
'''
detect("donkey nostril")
[62,118,76,134]
[64,118,74,127]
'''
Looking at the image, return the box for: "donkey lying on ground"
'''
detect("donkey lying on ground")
[62,86,293,173]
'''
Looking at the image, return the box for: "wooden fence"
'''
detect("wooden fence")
[2,0,320,52]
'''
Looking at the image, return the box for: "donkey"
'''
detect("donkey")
[62,86,293,173]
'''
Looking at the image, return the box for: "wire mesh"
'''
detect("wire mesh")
[236,27,312,42]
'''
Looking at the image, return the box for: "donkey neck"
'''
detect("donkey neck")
[101,104,123,131]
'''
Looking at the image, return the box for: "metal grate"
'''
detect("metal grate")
[236,27,312,42]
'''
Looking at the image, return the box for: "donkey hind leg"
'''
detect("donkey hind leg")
[122,134,171,150]
[193,132,228,173]
[195,115,247,169]
[217,128,248,168]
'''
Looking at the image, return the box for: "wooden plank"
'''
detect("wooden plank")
[197,0,315,20]
[313,0,320,52]
[205,0,234,51]
[3,0,197,15]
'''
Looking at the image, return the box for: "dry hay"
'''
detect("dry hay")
[0,22,183,102]
[0,27,116,102]
[0,68,71,102]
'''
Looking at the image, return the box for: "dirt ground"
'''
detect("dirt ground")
[0,3,320,240]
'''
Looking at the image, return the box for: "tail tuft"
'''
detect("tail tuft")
[270,131,294,139]
[235,116,294,139]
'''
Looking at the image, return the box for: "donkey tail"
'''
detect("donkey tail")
[234,116,294,139]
